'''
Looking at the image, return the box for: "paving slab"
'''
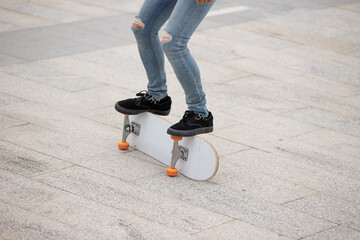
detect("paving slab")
[269,137,360,181]
[133,173,335,239]
[1,62,104,92]
[203,12,251,28]
[200,134,249,157]
[303,8,360,33]
[31,192,194,240]
[0,168,194,239]
[0,124,108,163]
[282,107,360,137]
[207,80,306,115]
[69,150,165,182]
[228,149,360,204]
[290,60,360,88]
[208,81,319,136]
[280,45,360,72]
[197,60,250,83]
[0,92,24,106]
[56,45,150,71]
[338,32,360,45]
[202,25,299,50]
[0,115,26,130]
[0,21,22,33]
[189,35,242,64]
[293,129,360,158]
[79,105,124,128]
[0,53,24,67]
[206,6,273,24]
[194,220,293,240]
[0,201,100,240]
[342,94,360,108]
[350,50,360,58]
[263,6,360,34]
[42,51,149,90]
[194,33,301,68]
[303,225,360,240]
[238,0,326,12]
[71,85,134,111]
[0,72,123,113]
[201,99,244,129]
[33,23,131,48]
[211,162,315,204]
[213,124,360,180]
[0,35,96,61]
[0,101,123,147]
[68,0,143,13]
[30,0,118,17]
[340,3,360,13]
[284,193,360,231]
[222,62,360,117]
[0,8,55,28]
[240,19,359,54]
[0,140,72,177]
[72,13,135,41]
[224,57,360,98]
[0,169,69,209]
[33,166,232,234]
[2,2,88,23]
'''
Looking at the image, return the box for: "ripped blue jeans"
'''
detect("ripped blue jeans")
[132,0,215,117]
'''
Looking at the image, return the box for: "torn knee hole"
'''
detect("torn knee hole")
[133,17,145,29]
[161,31,172,43]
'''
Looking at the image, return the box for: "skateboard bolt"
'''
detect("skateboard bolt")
[125,125,133,132]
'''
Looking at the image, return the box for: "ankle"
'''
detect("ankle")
[147,91,168,101]
[194,111,210,119]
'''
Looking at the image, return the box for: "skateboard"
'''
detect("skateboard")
[118,112,219,181]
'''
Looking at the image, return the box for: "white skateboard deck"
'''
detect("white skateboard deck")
[126,112,219,181]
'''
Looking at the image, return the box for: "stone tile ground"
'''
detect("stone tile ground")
[0,0,359,239]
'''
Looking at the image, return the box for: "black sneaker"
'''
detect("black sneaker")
[167,110,213,137]
[115,90,171,116]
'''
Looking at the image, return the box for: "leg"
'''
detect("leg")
[161,0,215,116]
[132,0,177,100]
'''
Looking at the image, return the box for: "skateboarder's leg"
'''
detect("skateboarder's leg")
[132,0,177,100]
[162,0,215,136]
[115,0,176,116]
[161,0,215,117]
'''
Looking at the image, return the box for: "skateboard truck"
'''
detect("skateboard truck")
[118,114,141,150]
[167,136,188,177]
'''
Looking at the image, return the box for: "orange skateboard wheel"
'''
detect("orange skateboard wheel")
[171,136,182,141]
[166,167,178,177]
[118,141,129,150]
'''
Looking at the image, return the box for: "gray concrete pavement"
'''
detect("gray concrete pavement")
[1,0,360,239]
